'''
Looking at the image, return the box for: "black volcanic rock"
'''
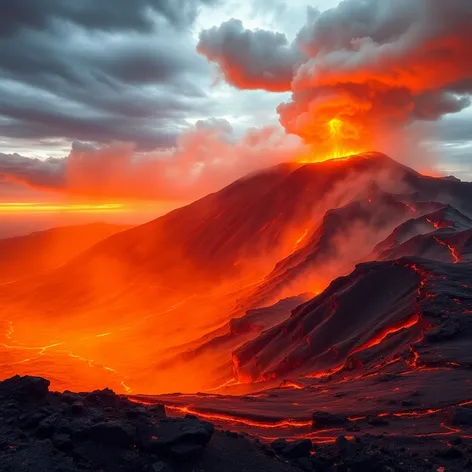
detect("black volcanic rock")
[451,407,472,426]
[86,421,135,447]
[312,411,350,428]
[137,416,214,455]
[0,376,298,472]
[372,205,472,259]
[280,439,312,459]
[0,375,50,401]
[234,259,422,383]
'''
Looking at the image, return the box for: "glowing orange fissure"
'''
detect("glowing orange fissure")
[350,313,420,355]
[426,218,441,230]
[165,405,312,429]
[433,236,461,263]
[306,312,421,380]
[291,229,309,254]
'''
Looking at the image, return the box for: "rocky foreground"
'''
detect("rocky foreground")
[1,376,472,471]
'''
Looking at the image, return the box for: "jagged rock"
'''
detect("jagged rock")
[312,411,349,428]
[83,388,118,407]
[436,446,464,459]
[60,391,82,405]
[137,417,214,454]
[70,401,84,415]
[125,406,148,418]
[311,455,334,471]
[170,442,204,459]
[52,433,73,451]
[20,410,50,429]
[151,461,172,472]
[296,457,313,471]
[349,449,388,471]
[450,406,472,426]
[336,436,355,459]
[35,413,63,438]
[149,404,166,417]
[86,421,135,447]
[280,439,312,459]
[271,438,288,453]
[425,321,460,342]
[368,417,390,427]
[0,375,50,401]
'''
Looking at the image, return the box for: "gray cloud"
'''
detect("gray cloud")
[0,0,216,36]
[0,0,216,150]
[198,19,303,92]
[0,152,65,188]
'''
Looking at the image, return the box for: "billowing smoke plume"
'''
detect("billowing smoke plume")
[0,120,306,200]
[198,0,472,156]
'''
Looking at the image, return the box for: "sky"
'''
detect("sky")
[0,0,471,235]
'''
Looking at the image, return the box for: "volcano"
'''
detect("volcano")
[3,153,472,470]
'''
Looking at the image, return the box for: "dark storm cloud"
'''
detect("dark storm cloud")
[0,0,215,36]
[0,152,65,188]
[0,0,215,149]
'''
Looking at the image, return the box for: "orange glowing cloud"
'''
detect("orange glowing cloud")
[0,121,308,202]
[198,0,472,162]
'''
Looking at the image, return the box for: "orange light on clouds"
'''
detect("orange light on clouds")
[0,202,127,214]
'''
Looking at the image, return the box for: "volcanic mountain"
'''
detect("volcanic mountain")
[3,152,472,399]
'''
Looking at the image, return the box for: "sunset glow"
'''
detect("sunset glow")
[0,202,127,214]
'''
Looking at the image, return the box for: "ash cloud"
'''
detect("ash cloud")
[198,0,472,153]
[197,19,302,92]
[0,120,307,201]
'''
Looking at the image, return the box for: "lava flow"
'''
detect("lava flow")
[434,236,461,263]
[350,313,421,355]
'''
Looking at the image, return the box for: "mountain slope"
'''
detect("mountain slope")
[0,222,131,284]
[4,152,472,394]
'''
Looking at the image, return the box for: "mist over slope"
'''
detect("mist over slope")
[0,222,131,284]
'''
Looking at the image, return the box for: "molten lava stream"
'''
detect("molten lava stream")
[426,218,441,230]
[162,405,312,430]
[433,237,461,263]
[291,229,309,254]
[350,313,420,355]
[306,313,420,379]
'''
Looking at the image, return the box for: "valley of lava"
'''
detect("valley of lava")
[4,153,472,470]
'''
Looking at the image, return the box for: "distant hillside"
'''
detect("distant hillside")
[0,222,131,283]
